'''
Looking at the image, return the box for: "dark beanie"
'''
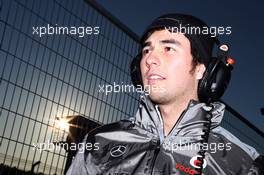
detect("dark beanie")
[140,13,217,67]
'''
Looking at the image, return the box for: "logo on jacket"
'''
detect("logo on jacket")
[175,163,197,175]
[190,155,207,169]
[175,155,207,175]
[110,145,126,157]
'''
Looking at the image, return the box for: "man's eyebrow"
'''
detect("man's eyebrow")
[142,41,151,49]
[142,39,181,49]
[160,39,181,46]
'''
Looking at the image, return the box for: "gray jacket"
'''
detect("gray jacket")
[67,95,263,175]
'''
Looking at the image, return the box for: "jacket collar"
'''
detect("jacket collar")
[133,94,225,141]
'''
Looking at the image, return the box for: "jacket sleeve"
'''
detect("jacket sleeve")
[247,155,264,175]
[66,147,90,175]
[66,134,101,175]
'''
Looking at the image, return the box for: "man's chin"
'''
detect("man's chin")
[147,92,168,104]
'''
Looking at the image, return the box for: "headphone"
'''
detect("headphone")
[130,41,235,104]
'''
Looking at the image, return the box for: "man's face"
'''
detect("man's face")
[140,29,205,105]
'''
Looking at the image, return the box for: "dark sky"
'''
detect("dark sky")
[96,0,264,131]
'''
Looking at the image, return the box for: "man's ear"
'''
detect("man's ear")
[195,63,206,80]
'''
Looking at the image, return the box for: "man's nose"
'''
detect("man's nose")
[145,49,161,68]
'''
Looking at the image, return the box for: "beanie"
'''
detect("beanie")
[140,13,217,67]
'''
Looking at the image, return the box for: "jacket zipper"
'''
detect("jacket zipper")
[148,106,188,174]
[166,108,188,138]
[150,143,160,175]
[140,99,162,174]
[155,105,165,143]
[154,105,188,139]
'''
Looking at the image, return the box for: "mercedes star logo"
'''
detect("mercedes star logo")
[110,145,127,157]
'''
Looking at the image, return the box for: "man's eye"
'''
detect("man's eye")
[142,49,150,55]
[164,47,175,52]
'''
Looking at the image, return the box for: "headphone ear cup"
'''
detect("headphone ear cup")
[198,58,231,103]
[130,54,143,87]
[211,61,231,99]
[198,58,217,102]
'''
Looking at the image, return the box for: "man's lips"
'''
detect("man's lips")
[146,73,166,81]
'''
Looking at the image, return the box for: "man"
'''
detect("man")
[67,14,264,175]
